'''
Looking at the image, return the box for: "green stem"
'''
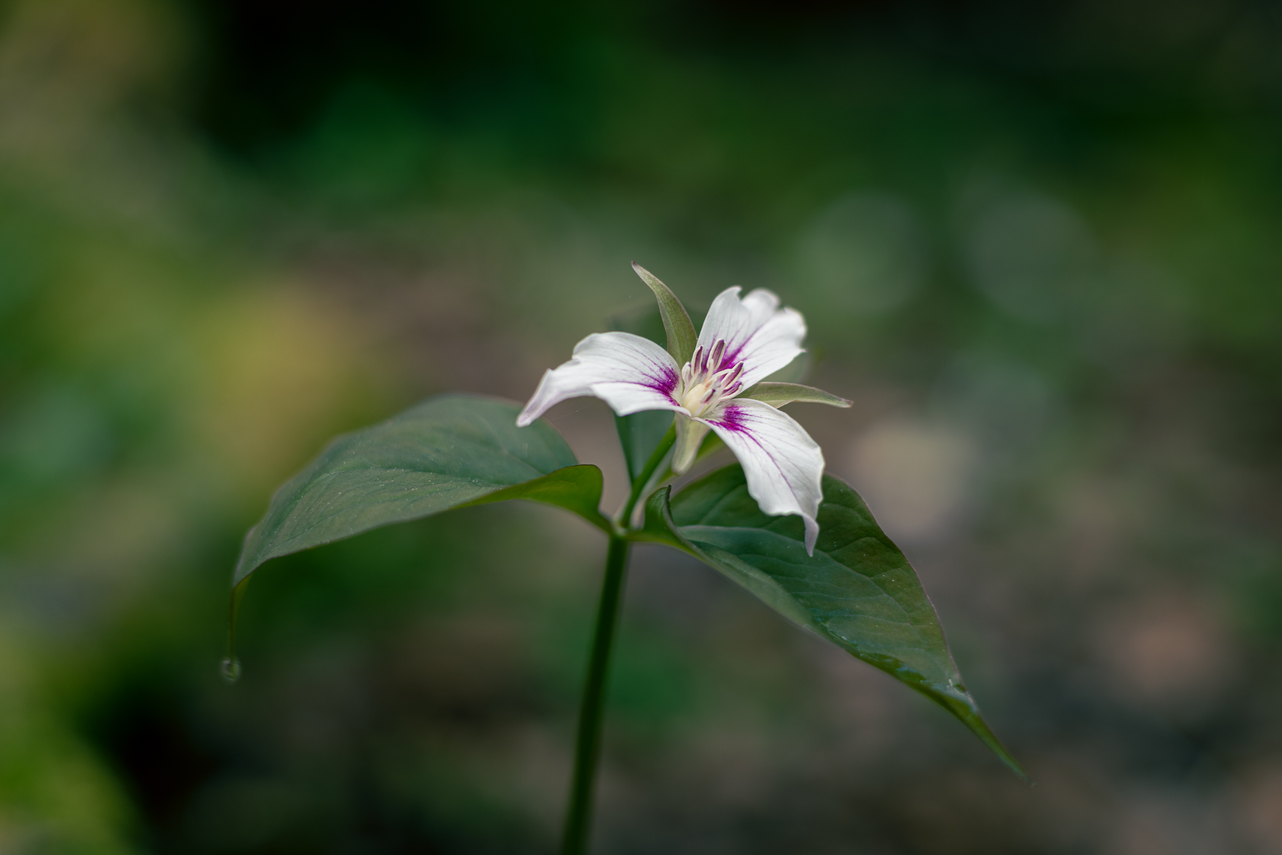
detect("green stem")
[617,423,676,528]
[561,422,675,852]
[562,535,631,855]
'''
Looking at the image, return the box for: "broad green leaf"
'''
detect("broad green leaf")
[632,262,697,365]
[741,382,852,408]
[233,394,610,593]
[637,466,1026,781]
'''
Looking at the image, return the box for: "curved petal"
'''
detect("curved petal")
[697,287,806,386]
[517,332,684,426]
[699,398,824,554]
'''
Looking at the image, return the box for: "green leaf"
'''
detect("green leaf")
[740,382,852,408]
[637,466,1027,781]
[632,262,697,365]
[233,394,610,592]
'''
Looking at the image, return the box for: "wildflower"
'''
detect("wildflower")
[517,264,848,554]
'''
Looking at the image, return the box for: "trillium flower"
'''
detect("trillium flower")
[517,264,850,554]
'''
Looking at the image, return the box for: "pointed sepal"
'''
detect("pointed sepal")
[740,382,852,408]
[632,262,697,366]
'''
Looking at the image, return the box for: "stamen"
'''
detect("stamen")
[709,339,726,371]
[709,361,742,387]
[678,348,745,417]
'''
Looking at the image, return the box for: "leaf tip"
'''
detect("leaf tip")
[950,692,1031,785]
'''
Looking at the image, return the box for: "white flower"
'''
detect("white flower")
[517,264,849,554]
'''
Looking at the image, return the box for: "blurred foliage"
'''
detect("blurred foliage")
[1,0,1281,852]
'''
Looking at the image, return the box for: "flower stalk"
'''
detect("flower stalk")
[562,423,673,853]
[562,533,631,855]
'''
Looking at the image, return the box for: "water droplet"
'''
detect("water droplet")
[219,656,242,684]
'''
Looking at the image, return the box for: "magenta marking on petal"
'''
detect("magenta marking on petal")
[644,364,680,395]
[711,403,750,433]
[709,404,815,515]
[719,342,746,372]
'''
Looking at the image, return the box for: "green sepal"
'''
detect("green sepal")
[632,262,697,366]
[740,382,852,408]
[636,468,1028,782]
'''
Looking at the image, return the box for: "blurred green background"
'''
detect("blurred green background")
[2,0,1281,851]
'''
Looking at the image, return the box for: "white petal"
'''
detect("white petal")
[697,286,806,386]
[700,398,824,554]
[517,332,685,426]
